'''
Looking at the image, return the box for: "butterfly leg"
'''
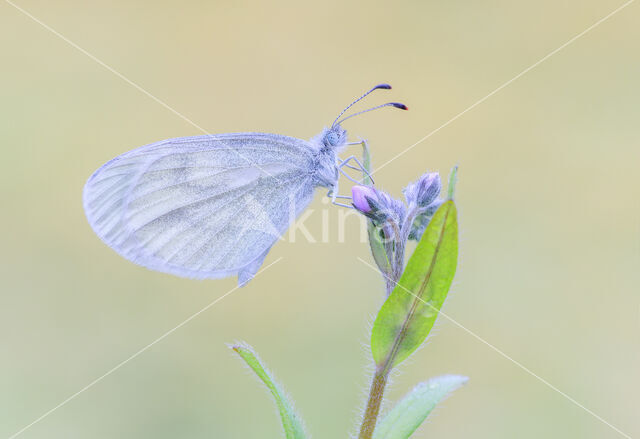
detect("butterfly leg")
[338,166,365,185]
[355,138,374,185]
[345,137,367,146]
[332,200,354,208]
[332,196,354,208]
[327,183,354,209]
[339,161,362,172]
[338,155,375,185]
[345,137,372,171]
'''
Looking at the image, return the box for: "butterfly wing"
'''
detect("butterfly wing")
[83,133,318,284]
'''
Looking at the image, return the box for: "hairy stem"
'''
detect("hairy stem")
[359,209,419,436]
[388,220,403,292]
[358,367,389,439]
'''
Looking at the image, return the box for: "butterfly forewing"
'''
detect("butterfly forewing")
[83,133,317,280]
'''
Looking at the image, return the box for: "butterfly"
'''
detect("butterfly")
[83,84,407,285]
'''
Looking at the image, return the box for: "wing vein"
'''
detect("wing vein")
[126,161,307,207]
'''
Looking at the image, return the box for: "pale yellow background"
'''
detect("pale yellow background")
[1,1,638,438]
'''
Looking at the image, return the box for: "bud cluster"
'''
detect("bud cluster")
[351,171,444,294]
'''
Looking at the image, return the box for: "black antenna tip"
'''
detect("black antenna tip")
[374,83,392,90]
[391,102,408,110]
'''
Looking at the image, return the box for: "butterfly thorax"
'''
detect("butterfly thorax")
[309,125,347,189]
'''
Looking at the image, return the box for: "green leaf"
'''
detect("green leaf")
[231,343,307,439]
[373,375,468,439]
[368,223,393,278]
[371,200,458,369]
[447,165,458,200]
[361,140,373,185]
[362,141,392,277]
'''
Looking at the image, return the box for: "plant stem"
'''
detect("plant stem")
[358,366,390,439]
[359,206,418,436]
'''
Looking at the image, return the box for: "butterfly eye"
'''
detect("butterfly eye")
[326,131,340,146]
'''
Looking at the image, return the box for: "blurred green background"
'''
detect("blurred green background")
[1,1,638,438]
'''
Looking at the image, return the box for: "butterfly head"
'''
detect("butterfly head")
[322,125,347,148]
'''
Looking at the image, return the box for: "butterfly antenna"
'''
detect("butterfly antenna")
[331,83,392,128]
[335,102,408,126]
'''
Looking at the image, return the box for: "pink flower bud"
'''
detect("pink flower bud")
[351,185,377,213]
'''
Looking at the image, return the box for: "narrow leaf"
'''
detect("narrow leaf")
[373,375,468,439]
[362,140,373,186]
[231,343,307,439]
[371,200,458,369]
[368,223,393,278]
[362,141,392,277]
[447,165,458,200]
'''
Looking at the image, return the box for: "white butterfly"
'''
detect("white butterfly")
[83,84,407,285]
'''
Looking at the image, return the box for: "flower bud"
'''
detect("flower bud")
[351,185,377,214]
[352,185,406,227]
[403,172,441,207]
[408,199,444,241]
